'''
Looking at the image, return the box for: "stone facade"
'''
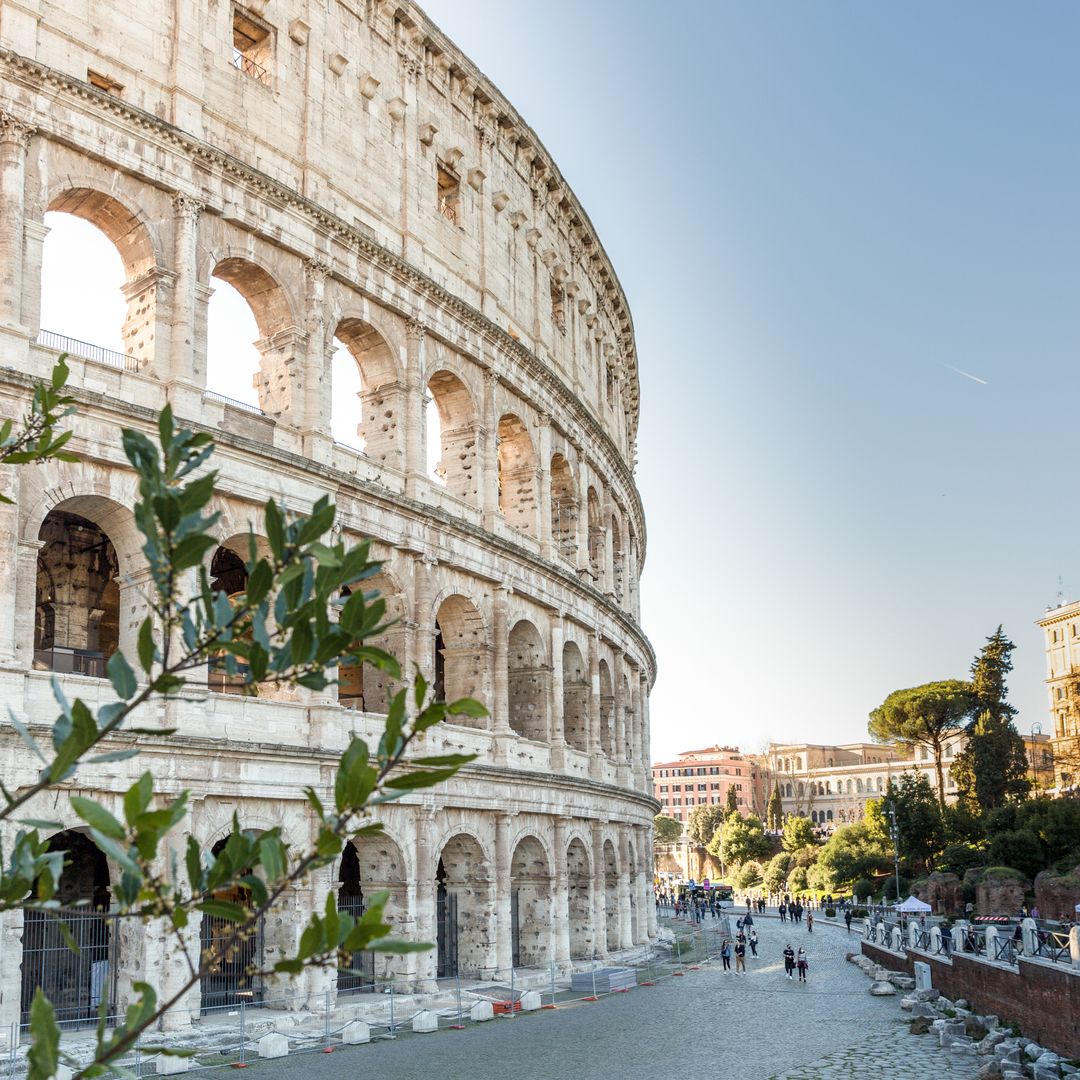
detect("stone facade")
[1037,600,1080,791]
[0,0,657,1031]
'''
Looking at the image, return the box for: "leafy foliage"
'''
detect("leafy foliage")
[707,813,770,868]
[762,851,793,894]
[0,396,482,1079]
[733,860,762,889]
[725,785,738,815]
[686,804,726,847]
[868,680,976,805]
[767,784,783,831]
[653,814,683,844]
[814,823,891,891]
[781,815,817,852]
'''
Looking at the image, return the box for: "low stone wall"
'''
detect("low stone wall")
[861,941,1080,1060]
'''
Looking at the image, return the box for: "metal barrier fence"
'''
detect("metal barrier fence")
[202,390,266,416]
[1033,929,1072,965]
[2,923,720,1079]
[36,329,137,372]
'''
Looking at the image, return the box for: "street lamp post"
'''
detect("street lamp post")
[888,802,901,905]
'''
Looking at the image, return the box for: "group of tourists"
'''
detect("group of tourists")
[782,943,809,982]
[777,898,810,928]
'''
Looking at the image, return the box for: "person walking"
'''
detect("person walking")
[783,944,795,979]
[735,938,746,973]
[749,929,758,957]
[743,911,754,931]
[845,908,853,933]
[721,938,732,971]
[796,946,808,982]
[806,911,813,933]
[778,902,787,923]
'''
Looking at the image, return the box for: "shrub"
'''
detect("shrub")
[851,877,877,902]
[937,843,985,875]
[850,906,869,919]
[883,874,910,901]
[825,906,837,918]
[987,830,1043,881]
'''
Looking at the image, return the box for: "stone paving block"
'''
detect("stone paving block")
[257,1033,289,1059]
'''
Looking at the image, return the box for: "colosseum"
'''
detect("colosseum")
[0,0,655,1032]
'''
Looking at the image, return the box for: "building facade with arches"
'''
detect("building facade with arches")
[0,0,656,1031]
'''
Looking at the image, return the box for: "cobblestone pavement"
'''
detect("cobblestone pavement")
[251,915,975,1080]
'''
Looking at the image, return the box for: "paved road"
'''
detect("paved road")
[252,915,975,1080]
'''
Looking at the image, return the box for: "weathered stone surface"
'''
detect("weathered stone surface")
[977,1062,1003,1080]
[910,1016,933,1035]
[965,1017,990,1040]
[915,872,964,914]
[257,1033,289,1059]
[469,1000,494,1022]
[411,1010,439,1033]
[976,876,1030,917]
[869,980,897,995]
[912,1003,941,1018]
[340,1021,370,1045]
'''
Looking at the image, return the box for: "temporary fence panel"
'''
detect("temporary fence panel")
[337,892,375,992]
[199,912,264,1010]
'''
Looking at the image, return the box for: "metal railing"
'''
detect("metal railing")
[33,647,107,678]
[231,48,270,85]
[1034,930,1072,965]
[991,934,1019,966]
[37,329,138,373]
[202,389,266,416]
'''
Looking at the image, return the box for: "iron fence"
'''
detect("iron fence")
[36,329,137,373]
[202,389,266,416]
[1033,929,1071,965]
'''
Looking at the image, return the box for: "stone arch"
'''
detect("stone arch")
[587,487,604,581]
[603,839,619,952]
[510,835,551,968]
[32,495,143,677]
[497,414,538,536]
[566,837,592,959]
[550,453,577,561]
[436,832,494,978]
[208,255,301,420]
[337,828,408,990]
[427,369,477,502]
[20,830,115,1026]
[434,594,488,727]
[41,187,160,371]
[562,639,589,753]
[598,658,614,758]
[338,568,407,715]
[331,316,404,468]
[508,619,548,742]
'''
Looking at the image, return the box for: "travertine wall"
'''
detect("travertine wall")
[0,0,656,1031]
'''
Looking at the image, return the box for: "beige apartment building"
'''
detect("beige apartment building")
[1037,599,1080,790]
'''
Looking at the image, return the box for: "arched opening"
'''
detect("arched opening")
[20,831,115,1027]
[550,453,577,561]
[40,191,156,371]
[611,515,625,602]
[426,370,477,501]
[566,838,592,959]
[207,545,250,694]
[587,488,604,581]
[510,836,551,969]
[598,659,614,758]
[34,511,120,678]
[337,830,407,992]
[436,835,492,978]
[433,595,487,727]
[330,337,365,451]
[201,835,264,1010]
[497,414,537,535]
[207,258,296,418]
[508,620,548,742]
[334,318,402,467]
[562,641,589,753]
[338,571,405,715]
[811,810,818,824]
[603,839,619,953]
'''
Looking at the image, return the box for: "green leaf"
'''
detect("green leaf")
[137,618,157,674]
[107,651,138,700]
[26,989,59,1080]
[70,797,126,841]
[88,830,141,878]
[196,899,248,922]
[123,773,153,827]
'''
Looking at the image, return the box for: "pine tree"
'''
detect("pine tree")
[953,627,1030,810]
[767,784,783,831]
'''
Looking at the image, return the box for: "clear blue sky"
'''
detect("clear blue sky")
[419,0,1080,760]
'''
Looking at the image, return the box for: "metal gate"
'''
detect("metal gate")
[436,885,459,978]
[510,889,521,969]
[20,908,118,1028]
[337,891,375,992]
[200,911,264,1010]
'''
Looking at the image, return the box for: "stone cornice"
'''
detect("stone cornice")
[0,50,647,558]
[0,364,656,679]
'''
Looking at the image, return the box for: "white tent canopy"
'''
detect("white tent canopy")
[894,895,932,914]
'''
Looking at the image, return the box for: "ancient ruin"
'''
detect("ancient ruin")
[0,0,655,1031]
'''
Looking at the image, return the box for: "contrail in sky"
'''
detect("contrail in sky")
[943,364,988,385]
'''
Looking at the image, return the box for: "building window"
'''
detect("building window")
[659,785,668,793]
[710,783,719,790]
[231,6,272,84]
[697,784,706,791]
[1057,687,1064,700]
[605,366,615,406]
[437,164,461,224]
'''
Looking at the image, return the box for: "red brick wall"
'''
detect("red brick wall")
[861,941,1080,1059]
